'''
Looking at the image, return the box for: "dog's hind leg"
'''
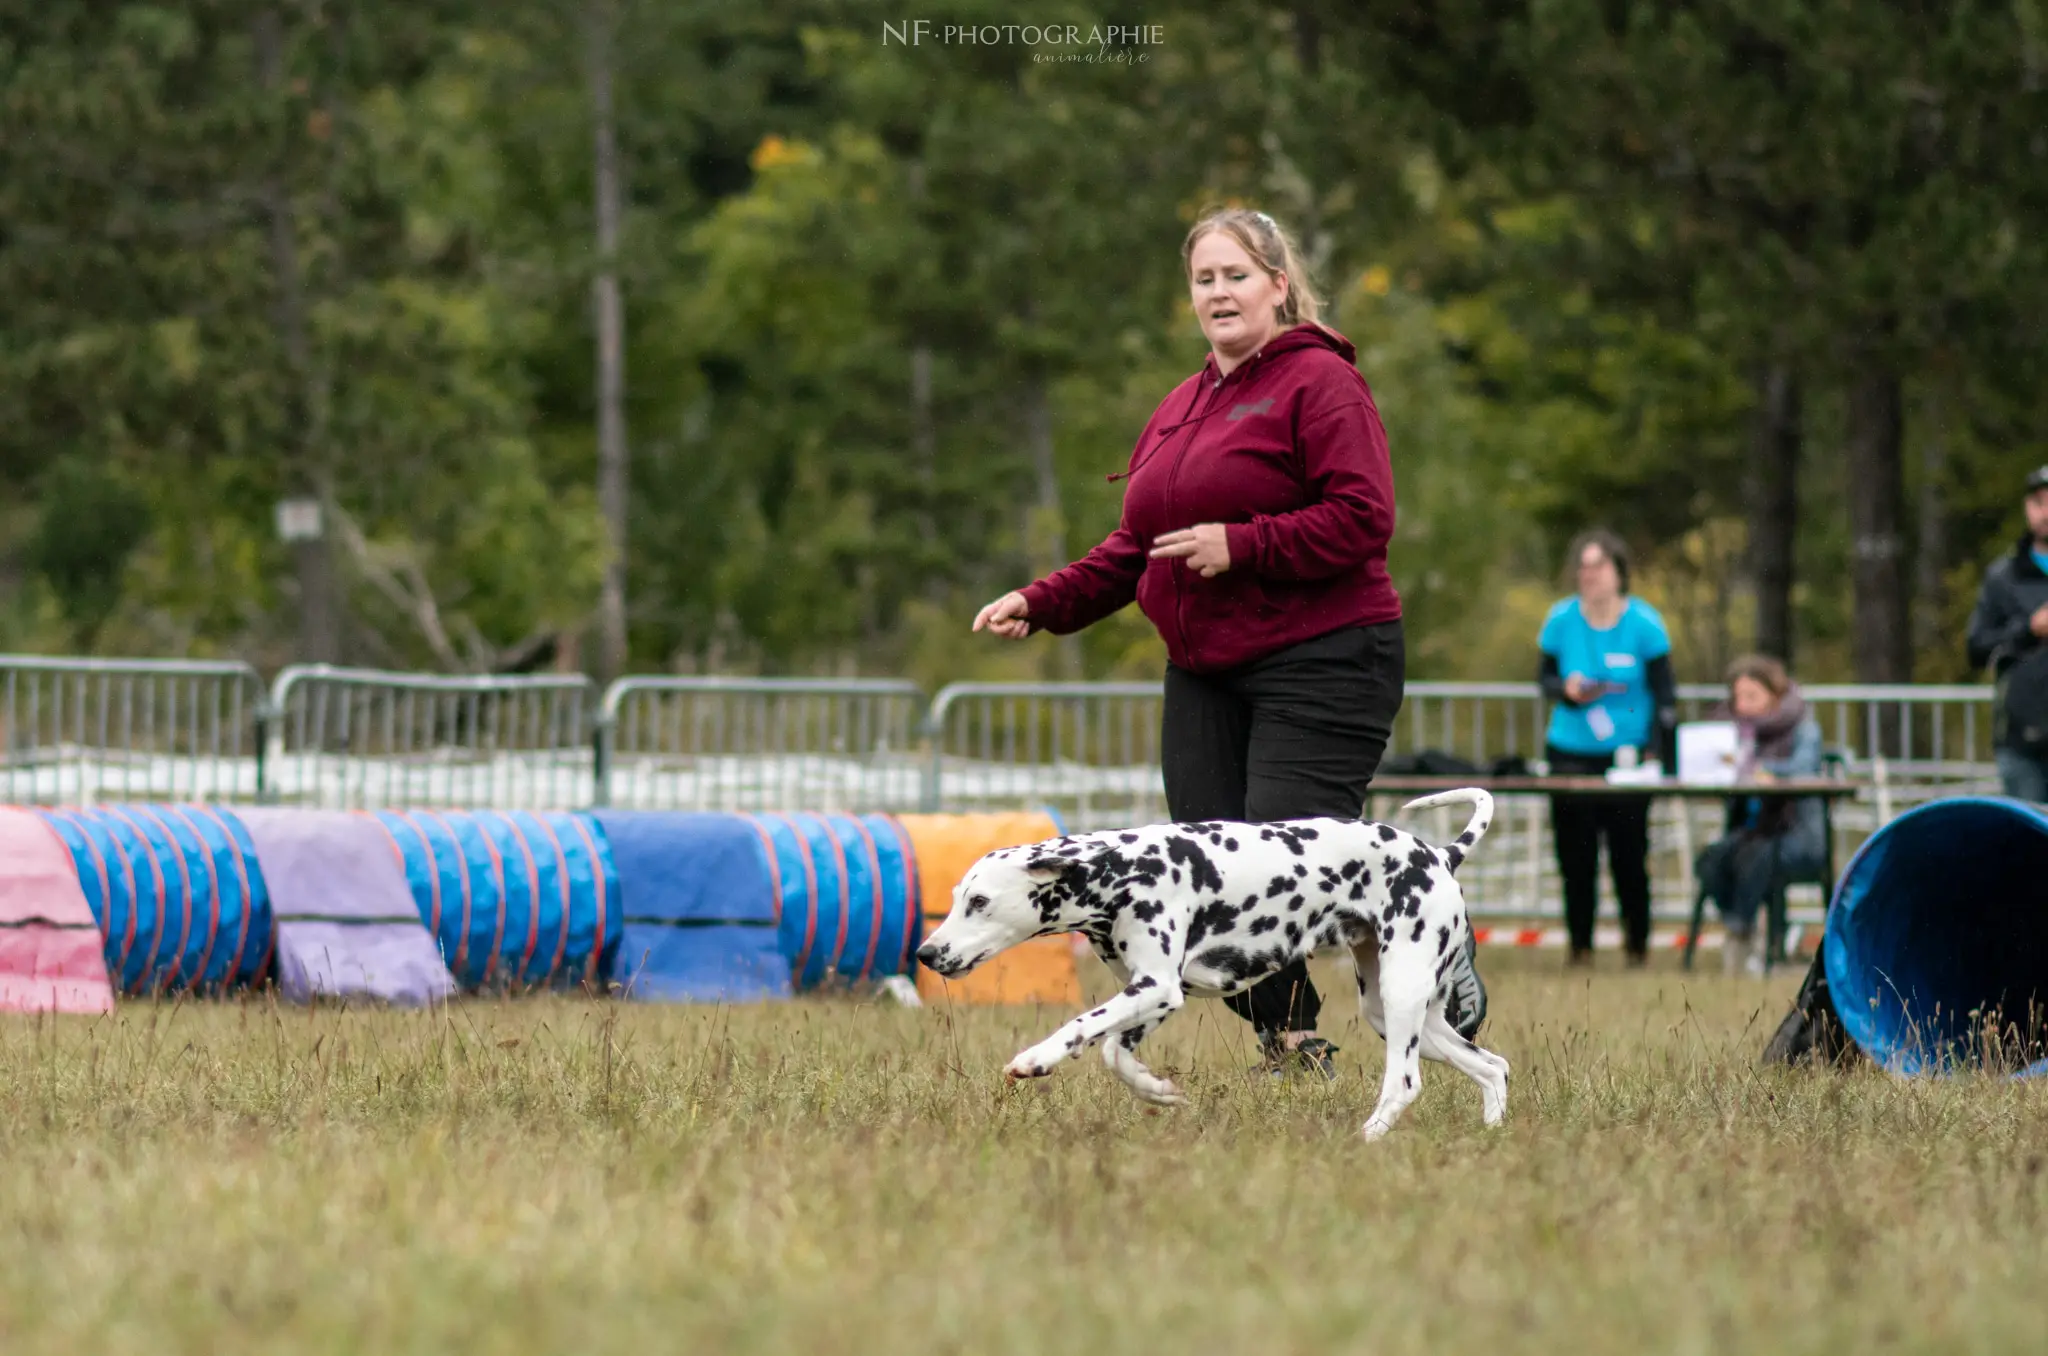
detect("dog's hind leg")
[1348,942,1386,1040]
[1361,958,1431,1142]
[1101,1017,1181,1106]
[1419,1006,1509,1127]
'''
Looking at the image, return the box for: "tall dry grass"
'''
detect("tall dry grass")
[3,953,2046,1355]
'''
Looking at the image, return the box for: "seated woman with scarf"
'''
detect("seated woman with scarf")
[1694,654,1826,976]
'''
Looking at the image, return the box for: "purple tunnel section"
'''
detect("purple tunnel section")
[236,808,455,1007]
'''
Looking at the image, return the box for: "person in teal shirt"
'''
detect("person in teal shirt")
[1537,529,1678,967]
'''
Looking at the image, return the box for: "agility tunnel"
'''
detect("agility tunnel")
[33,804,273,998]
[0,808,116,1012]
[374,810,622,993]
[1818,796,2048,1074]
[0,803,1083,1010]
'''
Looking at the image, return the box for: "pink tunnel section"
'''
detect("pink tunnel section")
[0,807,116,1014]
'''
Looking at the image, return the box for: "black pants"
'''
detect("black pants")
[1545,745,1652,956]
[1161,621,1405,1034]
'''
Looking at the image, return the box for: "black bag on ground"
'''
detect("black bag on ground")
[1760,938,1863,1069]
[2002,647,2048,755]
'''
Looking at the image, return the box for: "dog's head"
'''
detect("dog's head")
[914,836,1113,978]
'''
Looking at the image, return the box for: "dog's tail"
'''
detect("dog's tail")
[1398,788,1494,875]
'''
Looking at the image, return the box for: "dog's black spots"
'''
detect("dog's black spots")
[1119,1027,1145,1050]
[1404,1073,1414,1090]
[1285,921,1302,947]
[1130,898,1164,923]
[1377,824,1397,842]
[1185,899,1239,949]
[1198,945,1258,983]
[1457,831,1475,846]
[1267,875,1293,899]
[1386,851,1436,920]
[1293,863,1308,878]
[1341,859,1365,881]
[1406,1035,1419,1055]
[1225,838,1239,852]
[1171,868,1182,885]
[1116,940,1129,953]
[1120,833,1139,844]
[1166,835,1225,894]
[1410,918,1426,942]
[1089,1007,1108,1018]
[1437,925,1452,954]
[1130,975,1157,992]
[1248,915,1279,936]
[1286,893,1306,913]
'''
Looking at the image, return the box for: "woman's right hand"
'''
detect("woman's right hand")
[1563,673,1595,704]
[973,591,1032,640]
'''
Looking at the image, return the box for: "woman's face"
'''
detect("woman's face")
[1731,675,1778,720]
[1576,544,1621,605]
[1188,230,1286,359]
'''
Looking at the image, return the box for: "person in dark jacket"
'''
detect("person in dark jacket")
[1965,465,2048,801]
[1537,529,1678,967]
[971,206,1488,1077]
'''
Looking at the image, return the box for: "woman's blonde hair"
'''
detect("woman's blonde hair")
[1181,207,1323,327]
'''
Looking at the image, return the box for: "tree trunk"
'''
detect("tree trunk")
[256,8,339,664]
[1845,354,1911,688]
[1745,364,1800,664]
[1911,384,1950,674]
[1022,374,1081,678]
[589,0,629,683]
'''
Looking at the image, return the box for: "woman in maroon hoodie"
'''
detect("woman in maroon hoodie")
[972,207,1485,1077]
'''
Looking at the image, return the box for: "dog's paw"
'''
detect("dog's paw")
[1360,1116,1395,1143]
[1003,1053,1055,1081]
[1135,1081,1183,1108]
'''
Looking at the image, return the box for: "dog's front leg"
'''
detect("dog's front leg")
[1101,1017,1181,1106]
[1004,974,1185,1083]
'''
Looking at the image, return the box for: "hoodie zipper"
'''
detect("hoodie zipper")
[1167,361,1236,670]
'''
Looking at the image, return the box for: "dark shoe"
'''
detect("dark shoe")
[1624,948,1650,970]
[1253,1032,1341,1080]
[1443,930,1489,1041]
[1567,946,1595,969]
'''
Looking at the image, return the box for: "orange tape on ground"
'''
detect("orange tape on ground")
[894,812,1079,1007]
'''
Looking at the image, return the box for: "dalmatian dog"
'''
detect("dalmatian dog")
[915,789,1509,1142]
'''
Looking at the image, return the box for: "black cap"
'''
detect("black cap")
[2030,465,2048,495]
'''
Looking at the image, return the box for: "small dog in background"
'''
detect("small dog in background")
[916,789,1508,1142]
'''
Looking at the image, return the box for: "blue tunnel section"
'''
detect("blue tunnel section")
[1825,796,2048,1075]
[35,805,274,994]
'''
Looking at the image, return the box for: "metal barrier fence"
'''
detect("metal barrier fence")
[0,655,267,803]
[264,665,597,810]
[924,678,2002,923]
[922,682,1167,826]
[597,677,926,811]
[0,655,2005,922]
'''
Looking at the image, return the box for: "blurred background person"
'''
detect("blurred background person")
[1693,654,1824,976]
[1537,529,1678,968]
[1967,466,2048,802]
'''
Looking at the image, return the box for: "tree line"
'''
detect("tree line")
[5,1,2046,690]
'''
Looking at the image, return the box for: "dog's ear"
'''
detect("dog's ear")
[1019,839,1114,879]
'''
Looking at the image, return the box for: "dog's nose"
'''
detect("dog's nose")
[915,942,941,969]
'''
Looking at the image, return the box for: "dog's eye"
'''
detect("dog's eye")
[966,893,991,915]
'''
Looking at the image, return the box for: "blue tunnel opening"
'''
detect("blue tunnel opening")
[1825,796,2048,1075]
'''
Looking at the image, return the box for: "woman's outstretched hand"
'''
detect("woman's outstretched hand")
[973,591,1032,639]
[1150,524,1231,577]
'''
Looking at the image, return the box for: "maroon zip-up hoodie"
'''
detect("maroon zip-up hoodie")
[1019,322,1401,673]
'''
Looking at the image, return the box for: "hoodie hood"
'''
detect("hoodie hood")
[1198,322,1358,384]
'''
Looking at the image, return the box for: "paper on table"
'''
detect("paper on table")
[1678,721,1741,785]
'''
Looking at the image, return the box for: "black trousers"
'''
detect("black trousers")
[1160,621,1405,1034]
[1545,745,1652,956]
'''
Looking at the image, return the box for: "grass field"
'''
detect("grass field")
[4,951,2047,1355]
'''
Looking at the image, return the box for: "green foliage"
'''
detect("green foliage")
[4,1,2045,680]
